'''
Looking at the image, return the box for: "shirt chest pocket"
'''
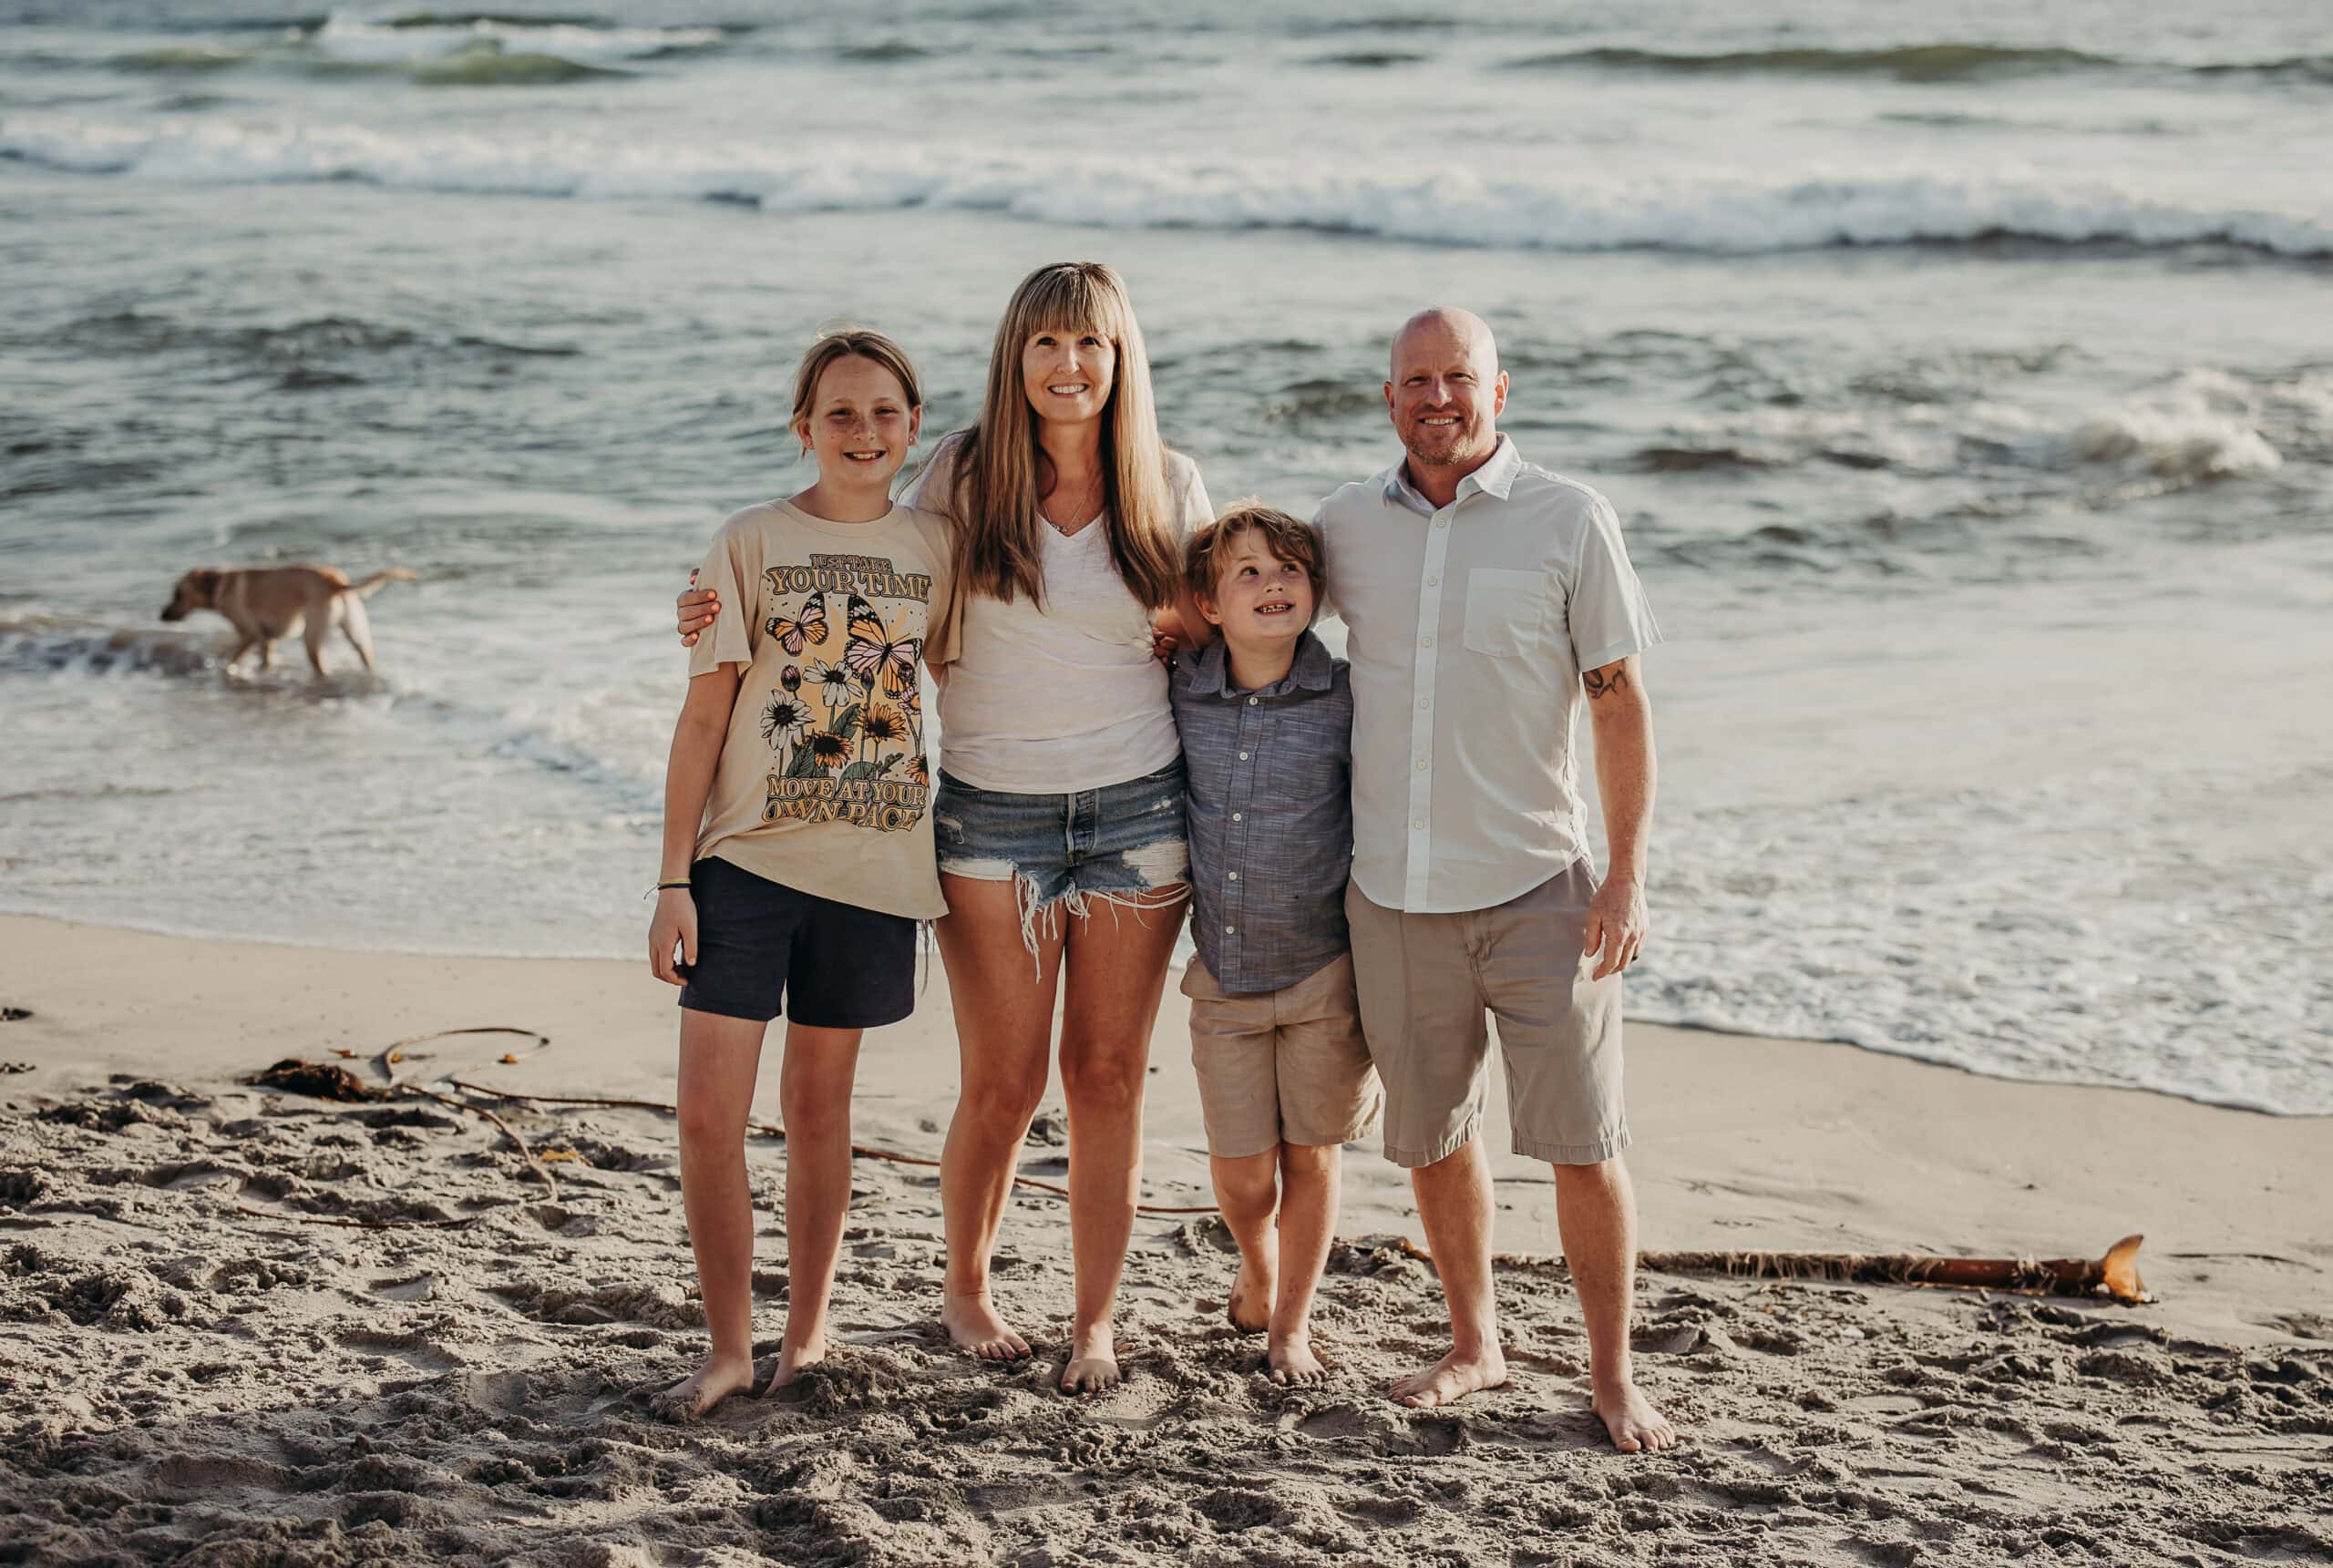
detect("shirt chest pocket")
[1461,569,1549,658]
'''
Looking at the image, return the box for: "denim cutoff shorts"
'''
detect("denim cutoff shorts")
[933,759,1191,951]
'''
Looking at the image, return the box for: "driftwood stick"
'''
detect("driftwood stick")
[399,1085,558,1200]
[375,1026,551,1086]
[245,1057,557,1199]
[1386,1234,2151,1304]
[1636,1234,2152,1305]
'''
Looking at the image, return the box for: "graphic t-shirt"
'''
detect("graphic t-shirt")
[687,499,957,920]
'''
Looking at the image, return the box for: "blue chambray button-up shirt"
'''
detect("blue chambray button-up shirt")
[1170,630,1353,996]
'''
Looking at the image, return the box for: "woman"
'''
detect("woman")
[678,263,1210,1392]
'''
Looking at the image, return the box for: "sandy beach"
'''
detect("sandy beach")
[2,912,2327,1565]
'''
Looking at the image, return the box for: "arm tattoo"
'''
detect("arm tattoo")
[1582,663,1632,702]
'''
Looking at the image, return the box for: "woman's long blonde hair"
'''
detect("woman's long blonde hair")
[936,261,1180,622]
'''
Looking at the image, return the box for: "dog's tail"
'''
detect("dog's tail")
[344,568,419,600]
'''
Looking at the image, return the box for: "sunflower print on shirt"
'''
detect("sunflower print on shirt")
[754,550,934,834]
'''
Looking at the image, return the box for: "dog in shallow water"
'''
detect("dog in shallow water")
[159,564,418,676]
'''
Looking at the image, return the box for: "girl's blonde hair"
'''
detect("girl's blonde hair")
[789,326,922,452]
[935,261,1179,618]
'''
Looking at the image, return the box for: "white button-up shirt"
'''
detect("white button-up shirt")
[1316,436,1663,914]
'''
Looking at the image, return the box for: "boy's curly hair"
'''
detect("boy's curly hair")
[1184,499,1325,603]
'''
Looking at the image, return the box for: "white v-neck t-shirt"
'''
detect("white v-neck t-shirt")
[900,435,1212,794]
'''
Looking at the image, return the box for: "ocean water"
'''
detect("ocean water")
[2,1,2328,1113]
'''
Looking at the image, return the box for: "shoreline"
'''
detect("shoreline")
[5,905,2318,1120]
[5,912,2326,1337]
[4,912,2328,1562]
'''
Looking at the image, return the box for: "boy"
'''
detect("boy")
[1172,501,1381,1385]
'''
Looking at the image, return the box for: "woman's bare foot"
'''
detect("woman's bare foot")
[763,1334,828,1395]
[942,1289,1030,1361]
[1060,1324,1120,1394]
[1266,1330,1329,1387]
[1593,1373,1679,1453]
[1227,1246,1274,1334]
[652,1350,755,1421]
[1390,1344,1507,1409]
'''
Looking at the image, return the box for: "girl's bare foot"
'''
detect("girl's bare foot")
[1060,1324,1120,1394]
[942,1289,1030,1361]
[652,1351,756,1421]
[1390,1344,1507,1409]
[1227,1247,1274,1334]
[1593,1373,1679,1453]
[764,1334,828,1395]
[1267,1330,1330,1387]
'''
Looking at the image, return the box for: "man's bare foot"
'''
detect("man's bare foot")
[942,1289,1030,1362]
[1593,1374,1679,1453]
[1227,1246,1274,1334]
[1390,1345,1507,1409]
[1267,1330,1330,1387]
[763,1334,827,1395]
[651,1351,755,1421]
[1060,1324,1120,1394]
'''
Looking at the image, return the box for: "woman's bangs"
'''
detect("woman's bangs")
[1019,270,1125,347]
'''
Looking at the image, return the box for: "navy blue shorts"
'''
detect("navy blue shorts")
[675,856,916,1029]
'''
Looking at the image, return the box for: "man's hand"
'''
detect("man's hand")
[1582,873,1646,981]
[677,568,718,647]
[649,888,698,985]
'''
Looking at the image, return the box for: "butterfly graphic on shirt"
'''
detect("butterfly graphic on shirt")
[765,590,828,656]
[842,593,922,700]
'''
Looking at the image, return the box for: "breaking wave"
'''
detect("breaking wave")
[1506,42,2333,86]
[6,111,2329,261]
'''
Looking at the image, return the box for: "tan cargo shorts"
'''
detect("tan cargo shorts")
[1344,860,1629,1169]
[1182,951,1383,1161]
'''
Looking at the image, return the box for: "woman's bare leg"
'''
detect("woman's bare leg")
[1055,886,1187,1391]
[934,874,1064,1359]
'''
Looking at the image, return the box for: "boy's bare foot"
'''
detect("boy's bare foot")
[1593,1373,1679,1453]
[652,1351,755,1421]
[1266,1330,1330,1387]
[1060,1324,1120,1394]
[763,1334,828,1395]
[1390,1344,1507,1409]
[1227,1246,1274,1334]
[942,1289,1030,1362]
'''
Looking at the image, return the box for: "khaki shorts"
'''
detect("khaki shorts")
[1182,952,1383,1161]
[1345,861,1629,1169]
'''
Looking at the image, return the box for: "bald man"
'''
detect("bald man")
[1312,308,1675,1452]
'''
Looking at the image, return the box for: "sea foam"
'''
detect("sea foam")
[6,111,2330,260]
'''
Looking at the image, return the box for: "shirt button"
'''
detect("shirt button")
[1248,696,1258,705]
[1417,697,1430,710]
[1231,812,1242,822]
[1224,925,1235,935]
[1415,759,1427,771]
[1413,817,1426,830]
[1238,751,1249,760]
[1421,635,1434,647]
[1227,871,1238,881]
[1425,575,1439,587]
[1434,518,1447,529]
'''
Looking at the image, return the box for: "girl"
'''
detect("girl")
[681,263,1210,1393]
[649,327,953,1419]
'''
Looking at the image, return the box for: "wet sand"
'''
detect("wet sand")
[2,914,2328,1564]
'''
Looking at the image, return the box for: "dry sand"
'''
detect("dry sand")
[2,913,2328,1566]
